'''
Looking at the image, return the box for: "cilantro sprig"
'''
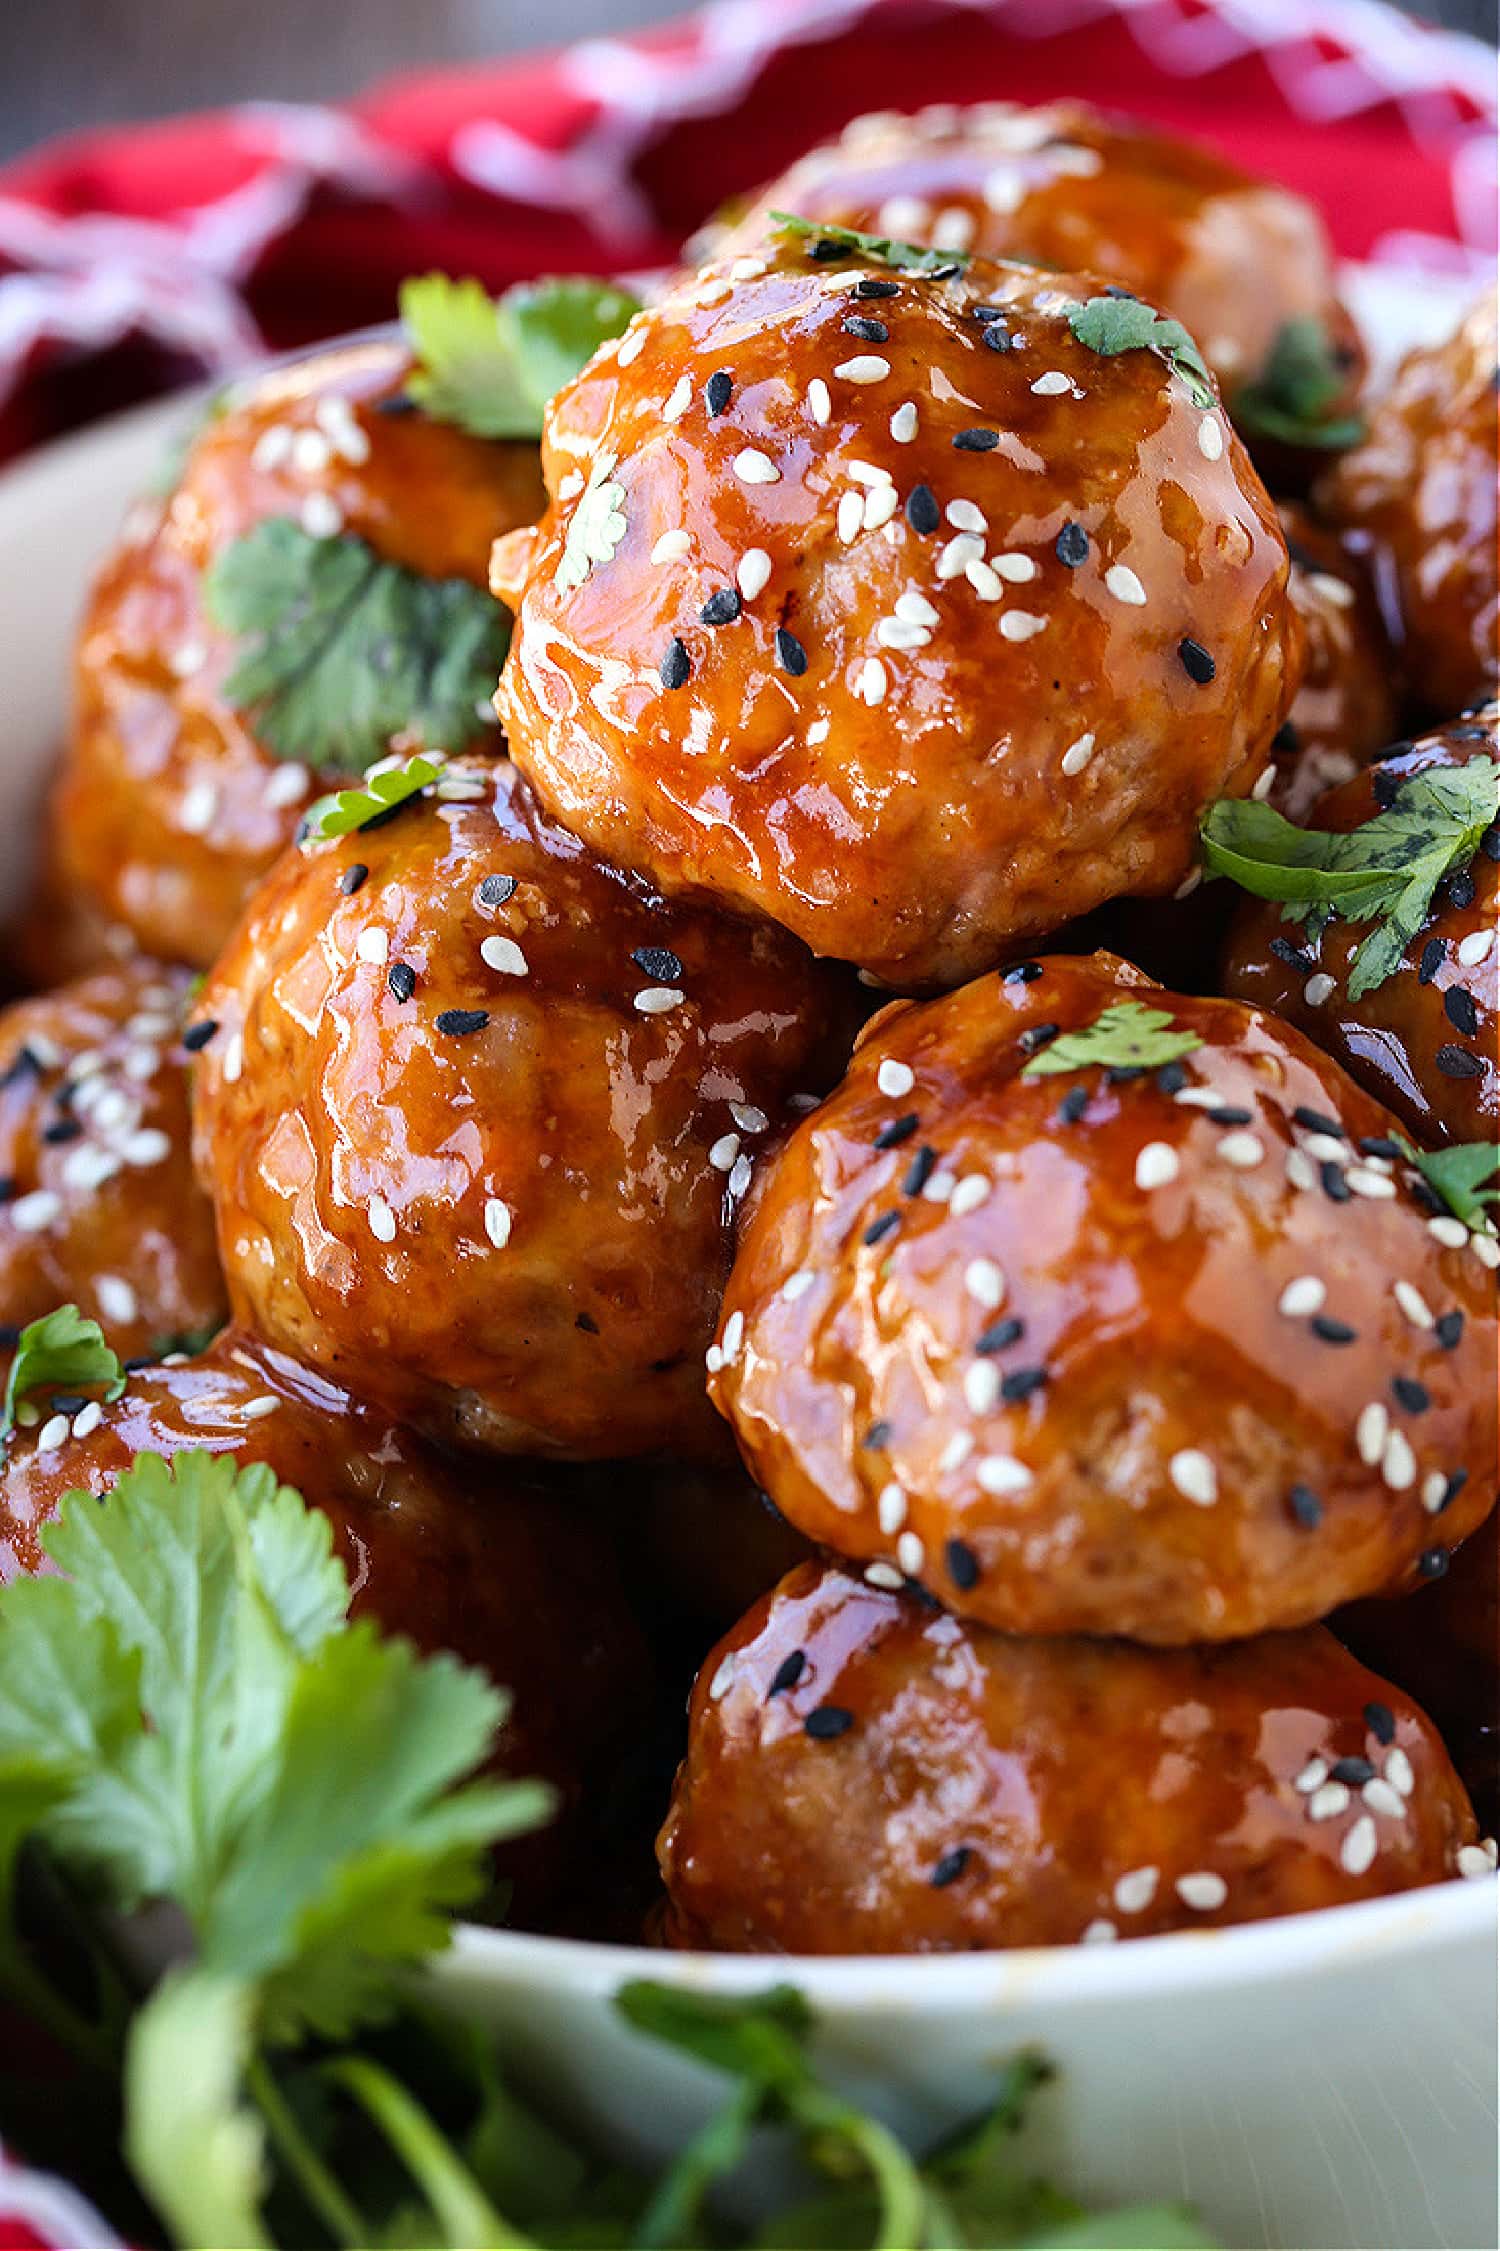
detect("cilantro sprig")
[1396,1138,1500,1228]
[303,751,446,841]
[0,1305,125,1449]
[400,272,642,441]
[1201,762,1500,997]
[1068,295,1215,409]
[771,210,972,275]
[204,520,510,771]
[1233,318,1365,451]
[1021,1001,1203,1078]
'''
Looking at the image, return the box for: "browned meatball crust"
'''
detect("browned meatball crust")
[1221,710,1498,1147]
[493,233,1300,989]
[0,1329,655,1919]
[39,339,543,970]
[191,757,857,1461]
[658,1563,1485,1954]
[708,953,1497,1642]
[700,102,1363,454]
[0,959,223,1361]
[1320,289,1498,722]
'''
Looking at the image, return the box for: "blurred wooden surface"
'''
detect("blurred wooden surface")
[0,0,1493,162]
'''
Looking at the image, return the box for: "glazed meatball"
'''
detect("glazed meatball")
[658,1563,1486,1954]
[708,953,1497,1642]
[1271,505,1398,819]
[700,102,1363,454]
[492,232,1300,989]
[0,960,223,1361]
[192,757,856,1460]
[0,1329,655,1919]
[37,339,543,970]
[1320,290,1498,722]
[1222,711,1498,1146]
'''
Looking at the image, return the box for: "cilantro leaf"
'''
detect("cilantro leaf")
[1233,318,1365,451]
[1068,295,1215,409]
[771,210,971,275]
[304,752,446,841]
[1201,763,1499,997]
[203,521,510,771]
[1,1305,126,1448]
[1021,1001,1203,1078]
[126,1968,270,2251]
[1396,1138,1500,1228]
[400,273,642,441]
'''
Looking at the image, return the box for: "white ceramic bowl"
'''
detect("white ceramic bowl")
[0,271,1494,2251]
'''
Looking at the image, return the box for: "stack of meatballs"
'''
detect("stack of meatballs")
[2,100,1496,1951]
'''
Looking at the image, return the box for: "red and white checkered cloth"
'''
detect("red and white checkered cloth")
[0,0,1494,2238]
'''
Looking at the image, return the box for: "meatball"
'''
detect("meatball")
[0,959,223,1362]
[639,1458,814,1632]
[492,232,1300,990]
[1320,290,1498,722]
[1221,711,1498,1146]
[0,1328,656,1920]
[192,757,856,1460]
[1271,505,1397,819]
[658,1562,1485,1953]
[699,102,1363,456]
[708,952,1497,1642]
[38,339,543,970]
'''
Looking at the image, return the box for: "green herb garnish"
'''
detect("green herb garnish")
[1021,1001,1204,1078]
[0,1305,125,1448]
[400,272,642,441]
[302,751,445,841]
[1201,762,1500,998]
[1068,295,1215,409]
[1396,1138,1500,1228]
[203,520,510,771]
[1233,318,1365,451]
[771,209,972,275]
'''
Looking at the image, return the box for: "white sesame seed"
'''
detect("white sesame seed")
[661,375,693,423]
[1385,1748,1415,1797]
[1135,1141,1179,1191]
[367,1195,396,1243]
[168,640,208,679]
[865,1562,905,1590]
[1457,927,1494,967]
[729,1103,768,1135]
[992,552,1037,583]
[651,529,692,566]
[1081,1918,1118,1944]
[1175,1871,1227,1911]
[946,499,987,534]
[932,206,975,251]
[921,1171,956,1204]
[998,611,1046,642]
[721,1310,745,1361]
[855,657,888,706]
[1307,1781,1351,1821]
[96,1274,138,1325]
[896,1530,926,1576]
[121,1044,160,1083]
[1347,1166,1396,1200]
[36,1414,70,1454]
[1285,1148,1317,1191]
[889,402,918,444]
[178,780,218,835]
[895,589,940,629]
[634,986,685,1015]
[1031,370,1073,397]
[1295,1757,1329,1793]
[1197,415,1225,460]
[481,935,528,977]
[939,1431,975,1473]
[1457,1843,1498,1880]
[1169,1449,1218,1507]
[1362,1778,1406,1820]
[1393,1280,1433,1328]
[964,1259,1006,1309]
[709,1133,741,1171]
[1356,1401,1389,1464]
[264,762,309,809]
[727,1154,753,1199]
[976,1453,1032,1496]
[1428,1216,1469,1248]
[806,377,832,424]
[949,1174,990,1218]
[1113,1866,1158,1914]
[1302,1133,1347,1164]
[982,165,1027,213]
[835,355,891,385]
[252,425,293,472]
[737,548,772,601]
[782,1269,815,1302]
[694,277,732,306]
[704,1344,724,1373]
[1061,732,1095,777]
[877,1059,915,1098]
[964,1362,1001,1415]
[846,460,893,487]
[1382,1429,1417,1491]
[1278,1275,1326,1318]
[616,328,644,366]
[1421,1469,1450,1514]
[1303,972,1336,1005]
[241,1396,280,1420]
[709,1654,736,1700]
[222,1031,244,1085]
[1218,1132,1265,1169]
[862,486,900,531]
[965,559,1004,602]
[1104,564,1147,606]
[1179,872,1205,900]
[355,927,389,966]
[123,1128,171,1168]
[71,1401,105,1440]
[1471,1231,1500,1269]
[937,532,985,580]
[1340,1815,1378,1877]
[300,491,343,540]
[837,490,865,545]
[733,448,779,485]
[877,1482,908,1534]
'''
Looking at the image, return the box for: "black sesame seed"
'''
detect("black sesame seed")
[864,1210,902,1246]
[930,1845,972,1888]
[1003,961,1044,984]
[905,483,941,535]
[1055,520,1089,568]
[1392,1375,1430,1414]
[969,303,1008,322]
[1058,1086,1090,1124]
[1272,720,1301,756]
[1435,1310,1465,1350]
[47,1394,87,1415]
[1106,1065,1145,1086]
[478,872,518,909]
[945,1539,980,1591]
[843,314,889,342]
[874,1112,920,1150]
[1444,987,1480,1037]
[1372,769,1403,810]
[1207,1106,1253,1127]
[862,1421,892,1451]
[182,1019,218,1052]
[1417,1548,1449,1581]
[1436,1043,1483,1079]
[1000,1366,1048,1403]
[1371,737,1414,764]
[1295,1108,1344,1138]
[1155,1061,1189,1096]
[953,427,1000,451]
[1359,1136,1402,1160]
[1320,1161,1352,1203]
[1270,935,1315,974]
[1177,638,1216,685]
[975,1318,1023,1354]
[659,637,691,691]
[775,626,809,676]
[1019,1023,1059,1056]
[769,1649,806,1697]
[632,945,684,982]
[0,1048,40,1088]
[1409,1178,1446,1217]
[856,277,900,299]
[809,237,844,261]
[903,1577,943,1608]
[1288,1483,1323,1528]
[704,369,733,415]
[902,1146,938,1197]
[1363,1700,1396,1745]
[1330,1756,1376,1786]
[1483,822,1500,862]
[1102,285,1139,300]
[1447,867,1477,910]
[42,1118,81,1144]
[700,587,742,625]
[0,1179,15,1204]
[804,1704,854,1738]
[1434,1469,1468,1514]
[435,1008,489,1037]
[1311,1315,1357,1345]
[1418,937,1445,986]
[982,321,1012,353]
[575,1312,599,1334]
[340,862,369,895]
[386,961,416,1004]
